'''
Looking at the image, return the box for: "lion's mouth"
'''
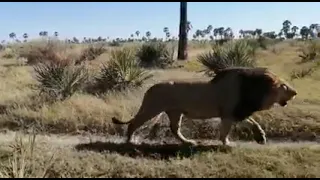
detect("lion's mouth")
[279,95,296,107]
[279,101,288,107]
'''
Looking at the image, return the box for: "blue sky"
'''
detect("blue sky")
[0,2,319,41]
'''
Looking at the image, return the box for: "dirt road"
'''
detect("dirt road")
[0,130,318,150]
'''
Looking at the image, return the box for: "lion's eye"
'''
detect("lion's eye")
[281,84,288,90]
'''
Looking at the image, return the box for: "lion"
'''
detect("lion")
[112,67,297,146]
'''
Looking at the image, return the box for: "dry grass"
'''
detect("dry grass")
[0,132,319,178]
[0,39,320,177]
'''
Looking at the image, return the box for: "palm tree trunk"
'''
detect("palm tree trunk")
[177,2,188,60]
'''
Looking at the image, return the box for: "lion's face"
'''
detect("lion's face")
[253,70,297,110]
[274,82,297,107]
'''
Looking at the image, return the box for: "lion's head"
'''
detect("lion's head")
[268,75,297,108]
[215,67,297,120]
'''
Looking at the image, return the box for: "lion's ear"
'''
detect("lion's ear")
[280,84,288,90]
[264,72,281,89]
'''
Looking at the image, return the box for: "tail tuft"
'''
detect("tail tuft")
[112,117,129,124]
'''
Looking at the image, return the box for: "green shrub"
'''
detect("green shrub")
[76,44,107,64]
[2,48,17,59]
[18,40,75,65]
[242,37,279,51]
[92,48,153,93]
[197,40,257,76]
[298,40,320,63]
[136,42,174,68]
[290,67,314,80]
[33,61,89,101]
[290,61,320,80]
[108,40,121,47]
[0,44,4,51]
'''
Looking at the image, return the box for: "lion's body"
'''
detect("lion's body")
[112,67,297,146]
[139,80,234,120]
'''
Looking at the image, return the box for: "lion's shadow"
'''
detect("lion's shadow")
[74,141,232,159]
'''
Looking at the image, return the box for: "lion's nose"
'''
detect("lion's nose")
[292,91,297,96]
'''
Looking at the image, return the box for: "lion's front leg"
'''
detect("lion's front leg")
[219,118,234,146]
[243,117,266,144]
[167,111,198,146]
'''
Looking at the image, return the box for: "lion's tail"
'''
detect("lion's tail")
[112,117,130,125]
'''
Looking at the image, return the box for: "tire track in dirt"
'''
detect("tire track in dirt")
[0,130,318,149]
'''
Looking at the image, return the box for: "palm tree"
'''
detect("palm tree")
[187,21,192,33]
[212,28,218,39]
[309,24,318,32]
[206,25,213,34]
[278,31,283,39]
[23,33,28,42]
[192,34,197,40]
[73,37,79,43]
[54,31,59,37]
[300,26,310,40]
[282,20,292,38]
[309,24,319,38]
[291,26,299,37]
[239,29,244,38]
[177,2,188,60]
[255,29,262,38]
[202,29,210,39]
[135,31,140,39]
[163,27,170,40]
[9,32,16,40]
[224,27,233,40]
[202,25,213,39]
[195,29,202,40]
[200,30,206,39]
[166,32,171,40]
[263,31,277,39]
[163,27,169,34]
[218,27,225,39]
[146,31,151,40]
[39,31,48,37]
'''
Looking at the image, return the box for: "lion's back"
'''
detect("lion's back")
[142,75,240,114]
[146,80,212,101]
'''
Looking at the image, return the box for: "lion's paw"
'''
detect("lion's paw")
[254,134,267,145]
[185,140,198,146]
[224,141,236,147]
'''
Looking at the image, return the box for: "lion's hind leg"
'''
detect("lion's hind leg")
[219,118,234,146]
[126,108,163,144]
[243,117,266,144]
[166,111,198,146]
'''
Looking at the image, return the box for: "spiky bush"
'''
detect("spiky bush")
[33,61,89,101]
[0,44,4,51]
[1,48,17,59]
[290,61,320,80]
[290,67,315,80]
[92,48,153,93]
[18,40,75,65]
[0,132,56,178]
[136,42,174,68]
[198,40,257,76]
[108,40,121,47]
[298,40,320,63]
[76,44,107,64]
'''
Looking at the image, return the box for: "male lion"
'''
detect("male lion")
[112,67,297,146]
